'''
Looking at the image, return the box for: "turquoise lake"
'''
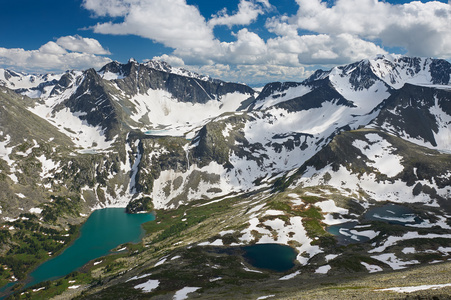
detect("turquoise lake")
[25,208,154,288]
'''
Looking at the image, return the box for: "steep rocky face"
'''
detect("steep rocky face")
[369,84,451,149]
[274,78,355,112]
[430,59,451,85]
[52,69,125,141]
[336,60,383,91]
[254,81,304,104]
[104,60,255,104]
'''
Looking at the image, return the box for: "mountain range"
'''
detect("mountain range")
[1,54,451,299]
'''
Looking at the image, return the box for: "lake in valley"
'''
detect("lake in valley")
[0,208,154,295]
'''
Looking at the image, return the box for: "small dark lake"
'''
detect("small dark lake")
[327,203,423,245]
[364,203,422,225]
[326,221,372,245]
[0,208,154,296]
[242,244,297,272]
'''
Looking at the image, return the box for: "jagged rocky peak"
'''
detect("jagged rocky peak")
[368,83,451,150]
[98,58,212,82]
[368,54,451,88]
[0,68,62,92]
[310,55,451,92]
[255,81,304,102]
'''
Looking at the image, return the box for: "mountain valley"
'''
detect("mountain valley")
[0,54,451,299]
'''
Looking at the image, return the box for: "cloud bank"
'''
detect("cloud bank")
[1,0,449,84]
[80,0,450,83]
[0,35,111,73]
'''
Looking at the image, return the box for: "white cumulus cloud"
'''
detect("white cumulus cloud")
[56,35,111,55]
[291,0,451,58]
[208,0,268,28]
[81,0,398,84]
[0,36,111,73]
[85,0,215,50]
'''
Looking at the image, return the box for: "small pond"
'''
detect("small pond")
[364,203,422,225]
[242,244,297,272]
[327,222,373,245]
[327,203,423,245]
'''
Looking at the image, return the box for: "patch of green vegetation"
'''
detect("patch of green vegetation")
[413,253,443,264]
[329,254,367,272]
[41,195,82,223]
[268,200,291,212]
[11,271,93,300]
[143,197,237,245]
[304,219,328,238]
[298,206,322,219]
[104,261,126,273]
[0,217,79,286]
[300,195,323,204]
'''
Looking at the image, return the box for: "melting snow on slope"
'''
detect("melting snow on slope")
[152,161,234,210]
[254,85,312,110]
[130,89,251,135]
[378,283,451,293]
[238,102,379,178]
[36,155,60,179]
[352,133,404,177]
[361,262,383,273]
[134,279,160,293]
[299,165,447,206]
[314,200,351,225]
[239,216,321,265]
[0,134,18,183]
[329,67,391,112]
[173,287,201,300]
[33,106,114,150]
[370,253,419,270]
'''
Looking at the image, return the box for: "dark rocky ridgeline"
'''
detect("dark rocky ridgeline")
[370,84,451,147]
[273,78,355,112]
[52,68,127,141]
[254,81,304,103]
[104,60,256,104]
[429,59,451,85]
[336,59,384,91]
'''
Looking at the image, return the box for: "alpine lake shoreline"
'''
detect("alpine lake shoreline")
[0,207,155,299]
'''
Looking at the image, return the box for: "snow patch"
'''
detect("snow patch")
[173,287,201,300]
[134,279,159,293]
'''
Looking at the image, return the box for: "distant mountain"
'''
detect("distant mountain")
[1,55,451,299]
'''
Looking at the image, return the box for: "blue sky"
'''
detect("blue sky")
[0,0,449,84]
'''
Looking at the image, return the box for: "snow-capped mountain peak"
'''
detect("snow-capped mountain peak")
[0,68,62,95]
[369,54,451,89]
